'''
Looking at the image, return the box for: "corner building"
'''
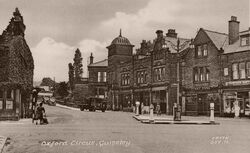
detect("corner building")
[106,29,191,114]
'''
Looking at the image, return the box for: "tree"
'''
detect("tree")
[73,48,83,82]
[68,63,74,90]
[56,82,69,98]
[40,77,55,87]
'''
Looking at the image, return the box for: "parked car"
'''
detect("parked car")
[78,97,107,112]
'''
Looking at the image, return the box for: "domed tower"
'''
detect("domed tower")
[107,30,134,81]
[106,29,134,110]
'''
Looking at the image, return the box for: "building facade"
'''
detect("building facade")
[182,16,250,116]
[0,8,34,120]
[107,29,191,114]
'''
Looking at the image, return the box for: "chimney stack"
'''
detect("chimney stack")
[90,53,94,64]
[229,16,240,45]
[166,29,177,38]
[156,30,163,38]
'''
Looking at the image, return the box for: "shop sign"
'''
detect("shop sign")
[225,80,250,86]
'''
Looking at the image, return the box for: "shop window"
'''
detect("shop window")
[247,62,250,78]
[224,68,229,76]
[232,63,239,80]
[239,62,246,79]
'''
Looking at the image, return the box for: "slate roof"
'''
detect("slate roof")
[203,29,228,50]
[164,36,191,53]
[88,59,108,67]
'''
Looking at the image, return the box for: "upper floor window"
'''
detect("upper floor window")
[137,71,147,84]
[121,73,130,86]
[224,68,229,76]
[239,62,246,79]
[153,67,165,82]
[193,67,210,82]
[232,62,250,80]
[195,44,208,58]
[98,72,107,82]
[232,63,239,80]
[241,37,249,46]
[247,62,250,78]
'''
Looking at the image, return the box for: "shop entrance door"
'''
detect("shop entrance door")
[197,94,208,115]
[237,92,249,116]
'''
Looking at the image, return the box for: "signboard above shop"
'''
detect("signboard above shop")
[225,80,250,86]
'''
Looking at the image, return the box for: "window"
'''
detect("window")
[137,71,147,84]
[232,63,239,80]
[224,68,229,76]
[203,44,208,56]
[7,90,14,99]
[153,67,165,82]
[98,72,107,82]
[247,62,250,78]
[241,37,248,46]
[194,68,199,82]
[197,46,202,57]
[121,73,130,86]
[196,44,208,58]
[239,62,246,79]
[193,67,209,82]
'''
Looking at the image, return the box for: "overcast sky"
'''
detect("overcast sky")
[0,0,249,82]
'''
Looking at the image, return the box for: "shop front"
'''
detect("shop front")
[223,90,250,117]
[184,90,220,116]
[151,86,168,114]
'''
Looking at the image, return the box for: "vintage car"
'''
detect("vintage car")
[78,97,107,112]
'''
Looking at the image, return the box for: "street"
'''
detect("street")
[1,105,250,153]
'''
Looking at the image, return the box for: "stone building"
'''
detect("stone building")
[107,29,191,114]
[182,16,250,116]
[0,8,34,120]
[87,53,108,99]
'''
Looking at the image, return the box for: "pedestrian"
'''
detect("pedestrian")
[141,102,144,115]
[156,103,161,116]
[36,103,45,125]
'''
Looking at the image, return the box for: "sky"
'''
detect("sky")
[0,0,249,82]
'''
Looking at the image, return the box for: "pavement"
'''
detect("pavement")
[133,114,217,124]
[0,104,250,153]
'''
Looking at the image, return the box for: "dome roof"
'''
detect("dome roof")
[111,29,131,45]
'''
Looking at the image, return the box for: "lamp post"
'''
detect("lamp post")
[165,38,191,121]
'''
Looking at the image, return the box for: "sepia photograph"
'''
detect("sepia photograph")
[0,0,249,153]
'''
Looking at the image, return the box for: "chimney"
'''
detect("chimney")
[229,16,240,45]
[90,53,94,64]
[156,30,163,38]
[166,29,177,38]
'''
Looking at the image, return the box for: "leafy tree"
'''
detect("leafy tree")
[68,63,74,90]
[73,48,83,82]
[56,82,69,98]
[40,77,55,88]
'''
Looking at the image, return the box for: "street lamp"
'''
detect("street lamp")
[165,38,191,121]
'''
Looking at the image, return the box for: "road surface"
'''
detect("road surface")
[1,105,250,153]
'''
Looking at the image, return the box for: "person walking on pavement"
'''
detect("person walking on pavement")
[36,103,45,125]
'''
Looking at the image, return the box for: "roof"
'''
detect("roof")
[164,36,191,53]
[223,39,250,54]
[88,59,108,67]
[203,29,228,50]
[111,35,131,45]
